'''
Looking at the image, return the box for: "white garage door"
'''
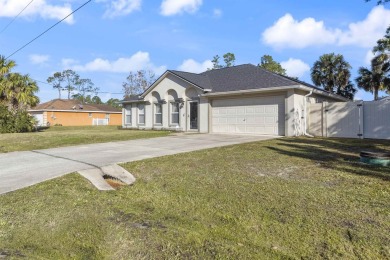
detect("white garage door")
[32,113,44,126]
[212,96,285,135]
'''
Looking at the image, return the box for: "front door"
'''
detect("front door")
[188,101,198,130]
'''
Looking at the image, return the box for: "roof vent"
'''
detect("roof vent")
[79,104,83,109]
[72,105,76,110]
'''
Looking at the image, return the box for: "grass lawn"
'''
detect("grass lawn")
[0,137,389,259]
[0,126,171,153]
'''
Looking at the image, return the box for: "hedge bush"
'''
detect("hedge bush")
[0,105,36,133]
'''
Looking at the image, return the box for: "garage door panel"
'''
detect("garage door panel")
[212,96,285,135]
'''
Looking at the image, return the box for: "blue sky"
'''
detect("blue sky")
[1,0,389,102]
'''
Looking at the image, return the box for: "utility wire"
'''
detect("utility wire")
[5,0,92,60]
[0,0,35,35]
[32,78,124,95]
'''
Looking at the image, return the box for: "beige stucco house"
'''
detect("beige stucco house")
[121,64,347,136]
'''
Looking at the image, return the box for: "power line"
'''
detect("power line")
[0,0,35,35]
[5,0,92,60]
[32,78,124,95]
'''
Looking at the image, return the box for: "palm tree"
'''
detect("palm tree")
[311,53,355,99]
[2,73,39,111]
[0,56,17,106]
[356,54,390,100]
[0,55,15,77]
[373,26,390,54]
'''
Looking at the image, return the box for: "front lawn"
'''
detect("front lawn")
[0,126,171,153]
[0,138,389,259]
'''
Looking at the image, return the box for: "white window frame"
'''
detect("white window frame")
[154,103,163,125]
[125,106,132,125]
[170,102,180,126]
[138,104,145,125]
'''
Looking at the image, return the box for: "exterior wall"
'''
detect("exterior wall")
[123,74,206,132]
[285,89,296,136]
[46,111,122,126]
[286,89,345,137]
[308,103,323,136]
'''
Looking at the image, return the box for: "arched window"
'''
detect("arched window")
[167,89,179,125]
[152,91,162,125]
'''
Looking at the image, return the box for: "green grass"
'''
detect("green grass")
[0,126,171,153]
[0,137,389,259]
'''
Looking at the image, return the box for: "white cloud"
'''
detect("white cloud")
[67,51,166,75]
[213,8,222,18]
[98,0,141,18]
[280,58,310,78]
[0,0,74,24]
[177,59,212,73]
[61,58,78,68]
[160,0,202,16]
[262,6,390,49]
[29,54,49,65]
[338,6,390,47]
[262,14,340,48]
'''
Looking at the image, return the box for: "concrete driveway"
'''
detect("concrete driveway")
[0,134,278,195]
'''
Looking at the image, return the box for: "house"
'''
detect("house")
[29,99,122,126]
[120,64,347,136]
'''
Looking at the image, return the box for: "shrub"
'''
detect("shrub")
[0,105,36,133]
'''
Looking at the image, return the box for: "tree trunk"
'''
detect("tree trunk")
[374,88,379,100]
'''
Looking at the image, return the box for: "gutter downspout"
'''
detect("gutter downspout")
[304,90,314,137]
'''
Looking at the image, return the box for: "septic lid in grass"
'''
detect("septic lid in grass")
[360,151,390,167]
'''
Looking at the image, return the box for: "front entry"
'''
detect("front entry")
[188,101,198,131]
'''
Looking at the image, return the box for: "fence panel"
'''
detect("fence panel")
[308,100,390,139]
[363,101,390,139]
[325,102,362,138]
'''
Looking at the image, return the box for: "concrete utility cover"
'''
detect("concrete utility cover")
[78,164,136,191]
[0,134,278,195]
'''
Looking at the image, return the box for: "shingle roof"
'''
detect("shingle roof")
[31,99,121,112]
[169,64,324,93]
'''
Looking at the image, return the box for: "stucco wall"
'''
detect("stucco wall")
[46,111,122,126]
[123,74,208,132]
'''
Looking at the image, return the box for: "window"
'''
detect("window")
[105,113,110,123]
[155,104,162,124]
[138,104,145,124]
[171,102,179,125]
[125,106,131,125]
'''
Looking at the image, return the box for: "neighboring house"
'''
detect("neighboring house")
[120,64,347,136]
[29,99,122,126]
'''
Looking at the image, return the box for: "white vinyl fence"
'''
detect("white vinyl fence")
[92,118,109,126]
[308,100,390,140]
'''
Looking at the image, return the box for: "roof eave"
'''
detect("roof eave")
[296,85,349,101]
[28,109,121,113]
[201,86,296,97]
[201,85,348,101]
[141,70,205,98]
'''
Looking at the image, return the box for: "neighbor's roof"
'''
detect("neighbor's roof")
[168,64,325,93]
[31,99,121,112]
